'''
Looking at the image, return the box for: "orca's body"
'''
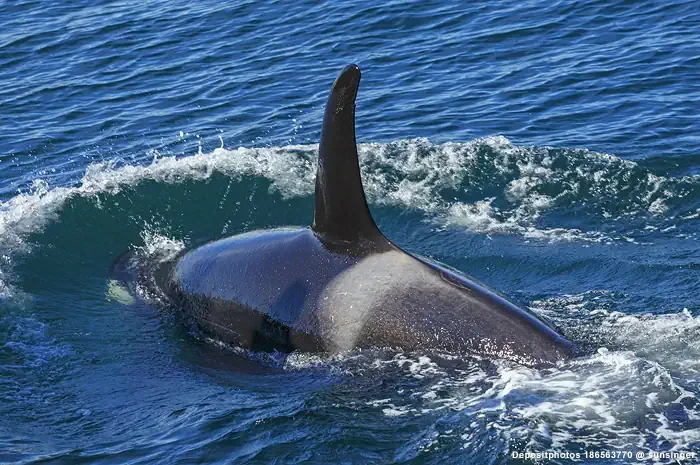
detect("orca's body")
[150,65,575,366]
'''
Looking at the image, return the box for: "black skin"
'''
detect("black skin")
[127,64,578,367]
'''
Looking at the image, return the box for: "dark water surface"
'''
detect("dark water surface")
[1,1,699,463]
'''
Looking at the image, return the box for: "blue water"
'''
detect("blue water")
[1,1,699,463]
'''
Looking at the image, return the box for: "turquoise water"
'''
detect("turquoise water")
[1,1,699,463]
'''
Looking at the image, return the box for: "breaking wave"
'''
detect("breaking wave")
[1,137,699,463]
[1,137,699,298]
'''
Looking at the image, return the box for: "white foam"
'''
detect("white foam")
[193,289,700,454]
[0,137,696,296]
[533,292,700,376]
[353,344,700,455]
[308,297,700,454]
[135,229,185,264]
[2,139,698,456]
[446,200,609,243]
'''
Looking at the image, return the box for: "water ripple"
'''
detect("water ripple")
[1,0,700,463]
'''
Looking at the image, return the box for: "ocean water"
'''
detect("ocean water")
[1,0,699,463]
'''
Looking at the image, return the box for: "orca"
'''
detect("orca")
[146,64,576,366]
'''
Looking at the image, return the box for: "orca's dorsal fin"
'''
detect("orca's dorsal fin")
[312,64,385,244]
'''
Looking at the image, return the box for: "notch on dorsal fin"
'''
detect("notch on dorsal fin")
[312,64,385,244]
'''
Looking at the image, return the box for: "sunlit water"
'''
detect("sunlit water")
[1,1,699,464]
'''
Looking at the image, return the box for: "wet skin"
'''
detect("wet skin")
[148,64,576,366]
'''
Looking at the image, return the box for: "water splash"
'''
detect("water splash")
[1,138,698,298]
